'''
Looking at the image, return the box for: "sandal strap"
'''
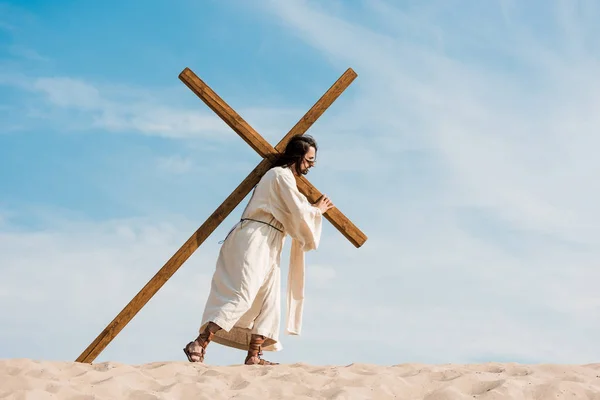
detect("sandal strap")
[198,326,217,348]
[244,334,278,365]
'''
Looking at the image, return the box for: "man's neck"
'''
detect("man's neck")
[285,164,299,176]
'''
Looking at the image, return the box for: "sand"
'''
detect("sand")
[1,358,599,399]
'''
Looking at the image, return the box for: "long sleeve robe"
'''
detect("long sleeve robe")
[200,165,323,351]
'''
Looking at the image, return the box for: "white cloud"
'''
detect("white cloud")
[262,0,600,237]
[0,210,228,364]
[307,264,336,288]
[2,72,307,141]
[156,155,194,174]
[33,77,104,110]
[8,45,48,62]
[254,0,600,364]
[26,76,233,138]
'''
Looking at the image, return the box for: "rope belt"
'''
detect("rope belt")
[218,217,283,244]
[240,218,284,233]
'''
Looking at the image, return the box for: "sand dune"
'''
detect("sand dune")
[1,358,599,399]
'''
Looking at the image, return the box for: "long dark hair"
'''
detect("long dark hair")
[270,135,317,174]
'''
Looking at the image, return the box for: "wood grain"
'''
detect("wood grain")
[76,67,364,364]
[178,69,272,157]
[179,67,367,248]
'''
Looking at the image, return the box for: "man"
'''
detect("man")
[183,135,334,365]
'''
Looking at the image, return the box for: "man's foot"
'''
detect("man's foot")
[244,353,279,365]
[244,334,279,366]
[183,340,206,363]
[183,322,220,363]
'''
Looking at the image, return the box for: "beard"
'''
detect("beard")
[297,166,310,175]
[293,165,310,175]
[292,163,310,176]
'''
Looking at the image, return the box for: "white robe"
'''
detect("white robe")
[200,165,323,351]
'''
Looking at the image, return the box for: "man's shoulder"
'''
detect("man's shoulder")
[268,166,293,178]
[263,166,294,185]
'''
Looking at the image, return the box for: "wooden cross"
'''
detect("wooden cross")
[75,67,367,364]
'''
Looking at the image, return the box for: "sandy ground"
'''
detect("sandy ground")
[1,358,599,399]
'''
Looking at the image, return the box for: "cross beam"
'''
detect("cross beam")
[75,67,366,364]
[179,68,367,248]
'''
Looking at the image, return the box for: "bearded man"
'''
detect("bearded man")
[183,135,334,365]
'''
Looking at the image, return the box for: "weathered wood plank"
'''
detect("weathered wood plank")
[178,68,272,157]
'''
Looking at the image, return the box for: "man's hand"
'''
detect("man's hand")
[314,195,335,214]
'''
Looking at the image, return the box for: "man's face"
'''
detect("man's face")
[298,146,316,175]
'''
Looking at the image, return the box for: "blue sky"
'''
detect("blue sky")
[2,0,600,367]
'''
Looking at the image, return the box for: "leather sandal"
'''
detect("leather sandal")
[183,340,206,363]
[183,324,217,363]
[244,335,279,365]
